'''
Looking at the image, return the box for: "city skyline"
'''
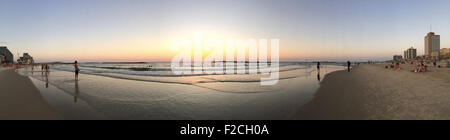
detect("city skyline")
[1,0,450,62]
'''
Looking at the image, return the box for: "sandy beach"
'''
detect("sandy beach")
[2,62,449,120]
[295,63,450,120]
[0,68,61,120]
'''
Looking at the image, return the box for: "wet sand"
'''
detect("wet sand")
[0,69,61,120]
[17,65,343,120]
[295,64,450,120]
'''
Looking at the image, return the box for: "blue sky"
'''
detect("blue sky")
[1,0,450,62]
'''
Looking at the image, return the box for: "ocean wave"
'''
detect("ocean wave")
[47,64,312,86]
[19,64,344,95]
[51,63,310,77]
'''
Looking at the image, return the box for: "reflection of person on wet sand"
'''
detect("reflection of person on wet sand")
[45,74,49,88]
[74,80,79,103]
[41,64,44,75]
[317,71,321,81]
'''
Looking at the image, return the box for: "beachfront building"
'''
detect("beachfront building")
[404,47,417,60]
[404,51,407,60]
[18,53,34,64]
[393,55,402,61]
[0,54,4,64]
[424,32,440,60]
[441,48,450,59]
[0,46,14,64]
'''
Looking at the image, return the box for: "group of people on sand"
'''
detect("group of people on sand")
[41,64,50,73]
[385,61,430,73]
[385,62,401,71]
[408,61,450,73]
[386,59,450,73]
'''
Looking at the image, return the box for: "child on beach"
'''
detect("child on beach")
[74,61,80,80]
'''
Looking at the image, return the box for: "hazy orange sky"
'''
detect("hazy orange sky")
[1,0,450,62]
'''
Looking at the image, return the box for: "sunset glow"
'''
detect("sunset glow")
[1,0,450,62]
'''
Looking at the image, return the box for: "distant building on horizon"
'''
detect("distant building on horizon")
[441,48,450,59]
[393,55,402,61]
[0,46,14,64]
[425,32,440,60]
[403,47,417,60]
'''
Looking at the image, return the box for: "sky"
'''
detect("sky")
[1,0,450,62]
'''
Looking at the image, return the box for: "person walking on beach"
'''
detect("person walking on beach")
[347,61,351,72]
[44,64,50,75]
[74,61,80,81]
[433,60,437,67]
[317,62,321,70]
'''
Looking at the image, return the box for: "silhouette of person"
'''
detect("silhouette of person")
[347,61,351,72]
[74,61,80,81]
[317,62,320,70]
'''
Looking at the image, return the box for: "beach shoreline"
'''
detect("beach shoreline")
[14,64,343,120]
[294,64,450,120]
[3,62,449,120]
[0,68,61,120]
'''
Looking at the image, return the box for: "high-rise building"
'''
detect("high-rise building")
[404,47,417,60]
[0,46,14,63]
[424,32,440,60]
[404,51,407,60]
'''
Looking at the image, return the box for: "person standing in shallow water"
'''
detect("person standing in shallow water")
[74,61,80,81]
[317,62,321,81]
[317,62,321,70]
[347,61,351,72]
